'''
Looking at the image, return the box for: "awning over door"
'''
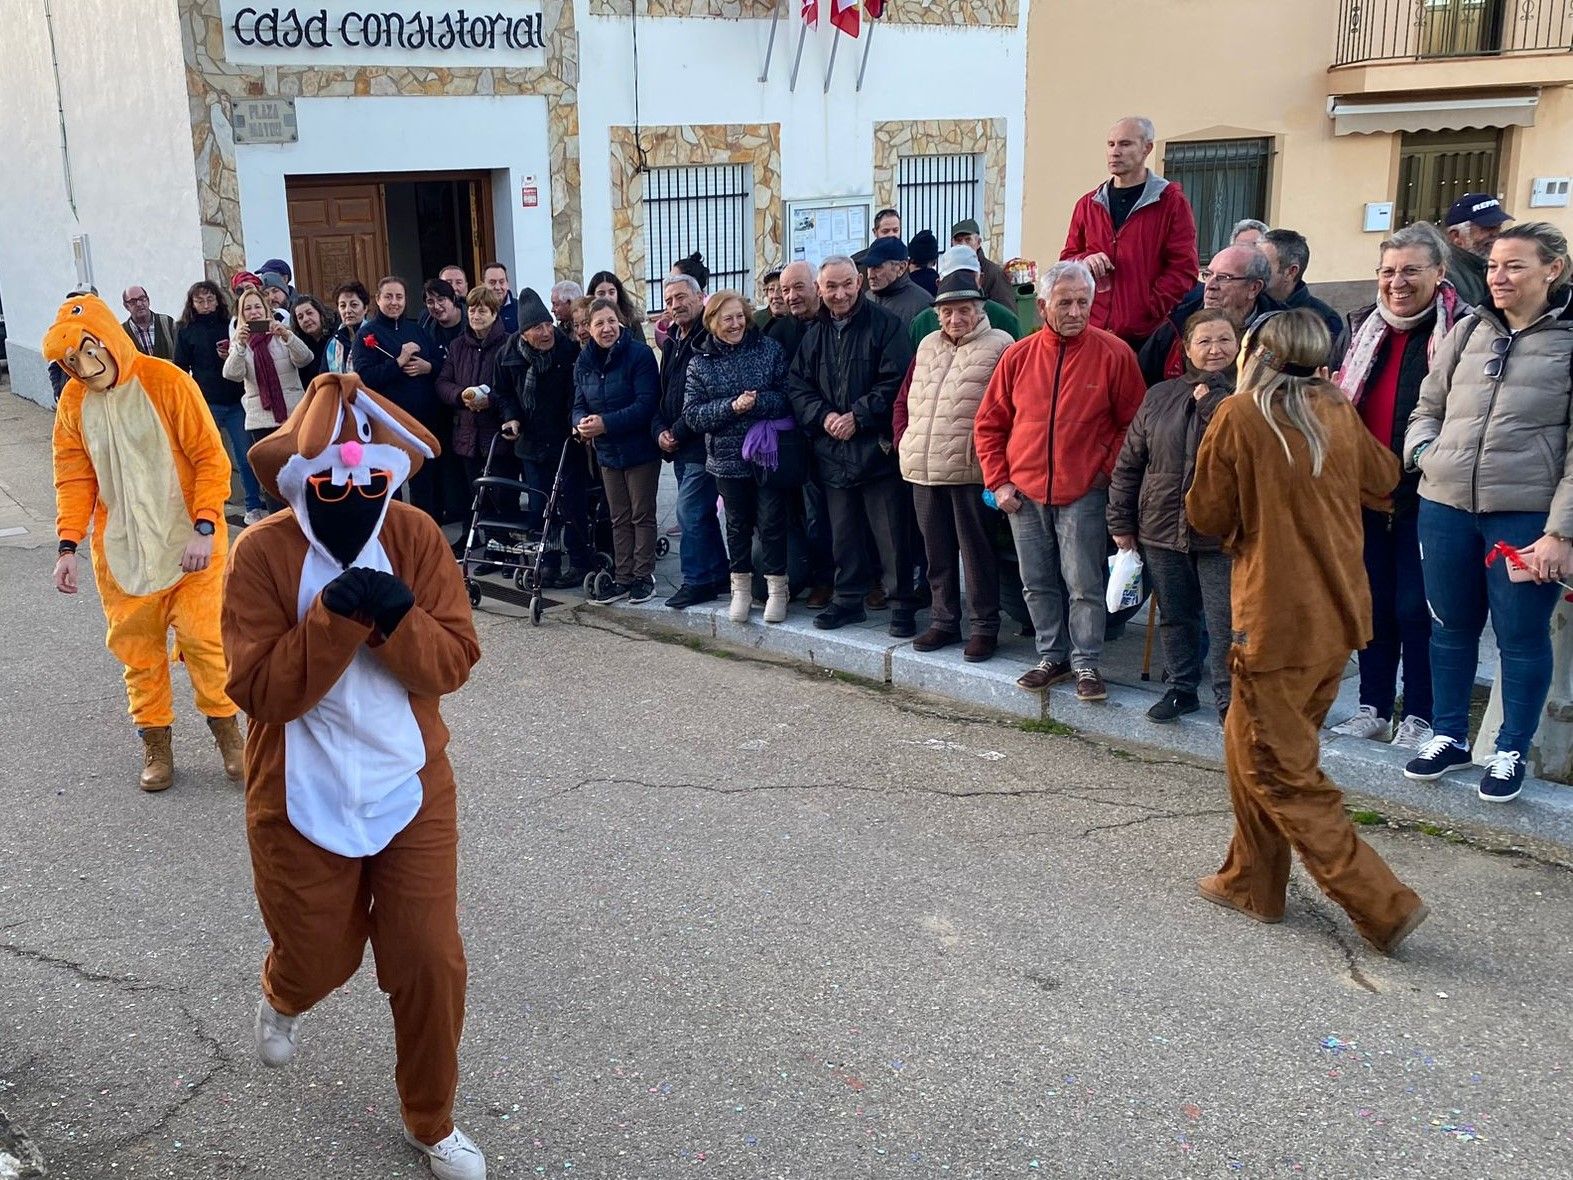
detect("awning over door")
[1330,92,1539,136]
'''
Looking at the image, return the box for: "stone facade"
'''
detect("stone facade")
[607,124,782,311]
[588,0,1017,24]
[176,0,582,283]
[872,118,1008,253]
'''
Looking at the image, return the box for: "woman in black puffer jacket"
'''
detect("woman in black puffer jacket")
[682,291,796,624]
[1108,308,1241,723]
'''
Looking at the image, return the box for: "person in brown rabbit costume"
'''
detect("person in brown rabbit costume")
[221,371,485,1179]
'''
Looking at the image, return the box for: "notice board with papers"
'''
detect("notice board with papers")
[786,198,872,270]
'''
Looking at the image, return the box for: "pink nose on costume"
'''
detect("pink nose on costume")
[339,440,364,467]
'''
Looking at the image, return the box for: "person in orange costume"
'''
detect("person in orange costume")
[45,293,244,791]
[221,372,485,1180]
[1185,309,1428,956]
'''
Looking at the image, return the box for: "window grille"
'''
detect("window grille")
[641,164,753,303]
[896,153,980,242]
[1162,138,1273,260]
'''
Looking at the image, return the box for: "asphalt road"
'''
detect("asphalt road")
[2,390,1571,1179]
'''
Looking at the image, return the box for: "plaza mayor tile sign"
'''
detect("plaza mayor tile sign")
[221,0,545,66]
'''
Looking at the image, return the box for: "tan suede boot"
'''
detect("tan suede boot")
[763,574,790,624]
[139,727,174,792]
[209,715,245,782]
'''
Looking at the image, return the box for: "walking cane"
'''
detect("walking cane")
[1140,593,1158,682]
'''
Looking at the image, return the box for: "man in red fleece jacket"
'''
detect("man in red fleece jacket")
[974,261,1147,702]
[1060,116,1199,349]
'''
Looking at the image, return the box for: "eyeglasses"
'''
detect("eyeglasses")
[1483,335,1512,381]
[1376,265,1437,282]
[308,469,391,502]
[1199,270,1250,285]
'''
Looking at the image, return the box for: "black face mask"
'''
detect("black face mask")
[304,469,394,568]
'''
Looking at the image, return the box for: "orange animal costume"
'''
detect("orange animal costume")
[221,373,485,1179]
[44,294,242,790]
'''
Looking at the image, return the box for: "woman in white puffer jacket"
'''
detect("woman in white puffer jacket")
[222,284,314,444]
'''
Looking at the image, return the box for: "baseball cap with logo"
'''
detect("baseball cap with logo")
[1444,193,1512,229]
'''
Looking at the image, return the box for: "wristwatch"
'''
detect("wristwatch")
[193,520,216,537]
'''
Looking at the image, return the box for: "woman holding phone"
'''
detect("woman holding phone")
[223,283,314,449]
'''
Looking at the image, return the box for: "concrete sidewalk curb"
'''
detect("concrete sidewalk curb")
[588,594,1573,857]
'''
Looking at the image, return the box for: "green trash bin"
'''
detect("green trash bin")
[1014,283,1040,334]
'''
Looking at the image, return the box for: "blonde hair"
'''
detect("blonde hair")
[235,285,269,323]
[702,289,752,336]
[1237,309,1334,476]
[466,285,501,313]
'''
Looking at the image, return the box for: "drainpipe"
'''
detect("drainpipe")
[44,0,78,221]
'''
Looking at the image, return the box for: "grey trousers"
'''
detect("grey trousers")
[1007,488,1108,669]
[912,483,1000,635]
[1144,545,1233,711]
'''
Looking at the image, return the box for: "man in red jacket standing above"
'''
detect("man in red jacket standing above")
[975,261,1147,702]
[1060,116,1200,349]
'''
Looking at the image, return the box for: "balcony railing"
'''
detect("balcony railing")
[1334,0,1573,66]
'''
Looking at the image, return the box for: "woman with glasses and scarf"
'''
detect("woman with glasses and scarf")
[1401,222,1573,802]
[1186,309,1428,957]
[1326,222,1464,753]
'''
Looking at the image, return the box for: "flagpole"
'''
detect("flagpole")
[788,18,810,91]
[758,0,783,82]
[822,28,840,92]
[854,14,874,91]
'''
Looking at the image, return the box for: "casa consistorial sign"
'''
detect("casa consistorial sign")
[220,0,546,67]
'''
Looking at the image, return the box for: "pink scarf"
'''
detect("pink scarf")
[1336,282,1463,406]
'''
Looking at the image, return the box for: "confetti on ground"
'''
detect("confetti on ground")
[1180,1103,1202,1121]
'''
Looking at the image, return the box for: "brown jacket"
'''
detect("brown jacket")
[1185,385,1398,671]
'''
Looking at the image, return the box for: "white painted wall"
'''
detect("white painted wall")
[232,94,556,294]
[574,0,1030,281]
[0,0,203,405]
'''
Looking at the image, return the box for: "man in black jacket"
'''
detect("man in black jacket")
[655,274,729,609]
[787,256,917,635]
[497,290,594,586]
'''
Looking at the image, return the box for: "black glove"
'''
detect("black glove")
[360,570,417,637]
[321,567,380,619]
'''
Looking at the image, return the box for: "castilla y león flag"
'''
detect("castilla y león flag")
[801,0,818,26]
[830,0,860,35]
[865,0,884,17]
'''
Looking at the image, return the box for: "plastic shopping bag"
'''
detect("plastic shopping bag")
[1106,548,1144,614]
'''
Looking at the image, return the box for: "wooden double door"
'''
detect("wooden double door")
[285,171,496,303]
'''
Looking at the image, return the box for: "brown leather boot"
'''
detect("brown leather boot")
[139,726,174,792]
[209,715,245,782]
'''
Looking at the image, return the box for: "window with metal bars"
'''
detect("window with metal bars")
[1396,129,1501,228]
[641,164,754,302]
[895,154,980,242]
[1161,138,1273,259]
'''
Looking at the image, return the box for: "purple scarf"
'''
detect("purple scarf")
[741,417,796,471]
[247,326,289,422]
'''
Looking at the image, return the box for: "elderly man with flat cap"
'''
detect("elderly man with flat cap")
[866,236,933,330]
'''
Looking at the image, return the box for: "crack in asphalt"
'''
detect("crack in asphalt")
[109,1004,234,1157]
[1288,877,1380,995]
[1077,807,1235,838]
[542,776,1179,809]
[0,941,177,994]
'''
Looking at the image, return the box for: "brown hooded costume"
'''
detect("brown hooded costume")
[221,372,480,1147]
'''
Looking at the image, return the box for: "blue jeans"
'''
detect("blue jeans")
[1007,488,1109,669]
[211,401,264,511]
[1359,508,1432,724]
[1418,498,1560,756]
[674,458,729,588]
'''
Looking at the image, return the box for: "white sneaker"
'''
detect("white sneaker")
[243,508,269,526]
[253,999,299,1067]
[1391,715,1435,751]
[1330,705,1391,741]
[405,1126,487,1180]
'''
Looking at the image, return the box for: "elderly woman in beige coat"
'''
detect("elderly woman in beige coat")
[894,272,1014,662]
